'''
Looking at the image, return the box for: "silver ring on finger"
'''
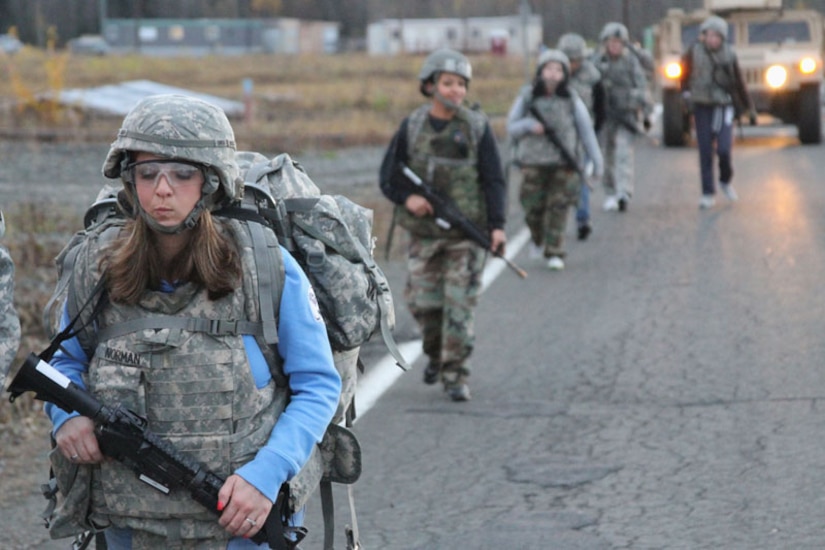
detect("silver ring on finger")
[245,517,257,527]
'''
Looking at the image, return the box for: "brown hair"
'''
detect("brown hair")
[104,211,241,304]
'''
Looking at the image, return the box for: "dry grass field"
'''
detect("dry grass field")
[0,48,527,151]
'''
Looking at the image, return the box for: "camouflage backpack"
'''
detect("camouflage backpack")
[41,151,408,550]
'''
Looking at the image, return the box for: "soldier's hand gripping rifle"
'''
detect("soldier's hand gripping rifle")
[7,353,299,550]
[527,105,592,191]
[399,164,527,279]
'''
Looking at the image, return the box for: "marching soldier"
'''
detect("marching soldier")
[594,22,649,213]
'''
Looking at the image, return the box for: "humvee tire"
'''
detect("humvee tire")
[797,83,822,145]
[663,88,689,147]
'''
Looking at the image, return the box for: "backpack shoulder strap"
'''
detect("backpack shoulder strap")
[405,104,432,157]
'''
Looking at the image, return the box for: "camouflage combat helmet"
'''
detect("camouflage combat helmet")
[102,94,241,233]
[557,33,587,61]
[536,48,571,77]
[418,48,472,97]
[700,15,728,40]
[599,21,629,42]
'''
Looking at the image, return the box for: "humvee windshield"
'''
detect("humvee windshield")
[747,21,811,44]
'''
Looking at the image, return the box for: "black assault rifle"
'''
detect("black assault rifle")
[399,164,527,279]
[527,105,591,191]
[7,353,299,550]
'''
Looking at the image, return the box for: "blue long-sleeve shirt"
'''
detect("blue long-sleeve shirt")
[46,246,341,505]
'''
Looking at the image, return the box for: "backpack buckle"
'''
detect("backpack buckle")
[208,319,239,336]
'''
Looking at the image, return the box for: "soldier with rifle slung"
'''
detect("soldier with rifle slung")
[680,15,755,210]
[593,22,650,213]
[379,48,508,402]
[507,48,603,271]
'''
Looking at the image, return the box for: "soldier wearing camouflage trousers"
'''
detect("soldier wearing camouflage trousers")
[594,22,649,213]
[380,49,507,402]
[507,49,603,271]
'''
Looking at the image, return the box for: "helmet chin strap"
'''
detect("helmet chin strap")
[137,200,205,235]
[433,90,461,112]
[125,180,207,235]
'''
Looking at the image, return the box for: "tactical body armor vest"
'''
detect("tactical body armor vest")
[688,43,737,106]
[70,218,289,543]
[569,60,601,116]
[396,104,488,239]
[596,52,642,113]
[515,91,579,168]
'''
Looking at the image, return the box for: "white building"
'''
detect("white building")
[367,15,543,56]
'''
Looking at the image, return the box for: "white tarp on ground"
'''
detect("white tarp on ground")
[57,79,245,118]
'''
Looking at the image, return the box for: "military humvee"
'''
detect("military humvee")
[654,0,824,146]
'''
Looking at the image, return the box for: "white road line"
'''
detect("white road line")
[354,227,531,421]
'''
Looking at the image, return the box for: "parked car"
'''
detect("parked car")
[0,34,23,55]
[68,35,110,56]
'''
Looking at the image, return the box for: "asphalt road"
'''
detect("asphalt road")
[302,122,825,549]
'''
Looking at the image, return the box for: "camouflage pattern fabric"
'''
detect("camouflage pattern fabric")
[514,94,578,167]
[399,105,488,239]
[687,43,738,105]
[595,51,648,114]
[599,122,636,198]
[236,151,394,353]
[102,94,241,203]
[520,166,579,258]
[404,236,485,384]
[569,59,602,116]
[49,218,287,542]
[0,244,20,391]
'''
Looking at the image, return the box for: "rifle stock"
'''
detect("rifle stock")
[399,165,527,279]
[7,353,297,550]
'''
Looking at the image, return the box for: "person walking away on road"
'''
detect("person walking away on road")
[557,32,605,240]
[681,15,755,209]
[507,49,603,271]
[0,210,21,387]
[594,22,649,213]
[379,48,508,402]
[45,94,341,549]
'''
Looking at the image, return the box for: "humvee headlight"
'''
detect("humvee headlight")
[799,57,818,74]
[765,65,788,88]
[664,62,682,79]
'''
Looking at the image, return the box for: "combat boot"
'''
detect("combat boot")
[423,360,441,385]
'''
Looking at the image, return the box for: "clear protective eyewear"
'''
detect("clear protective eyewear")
[126,159,205,189]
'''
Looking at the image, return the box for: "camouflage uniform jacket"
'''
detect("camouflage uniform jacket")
[379,102,507,238]
[46,217,340,543]
[682,42,751,111]
[569,59,602,117]
[594,49,648,114]
[507,87,604,177]
[0,243,20,386]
